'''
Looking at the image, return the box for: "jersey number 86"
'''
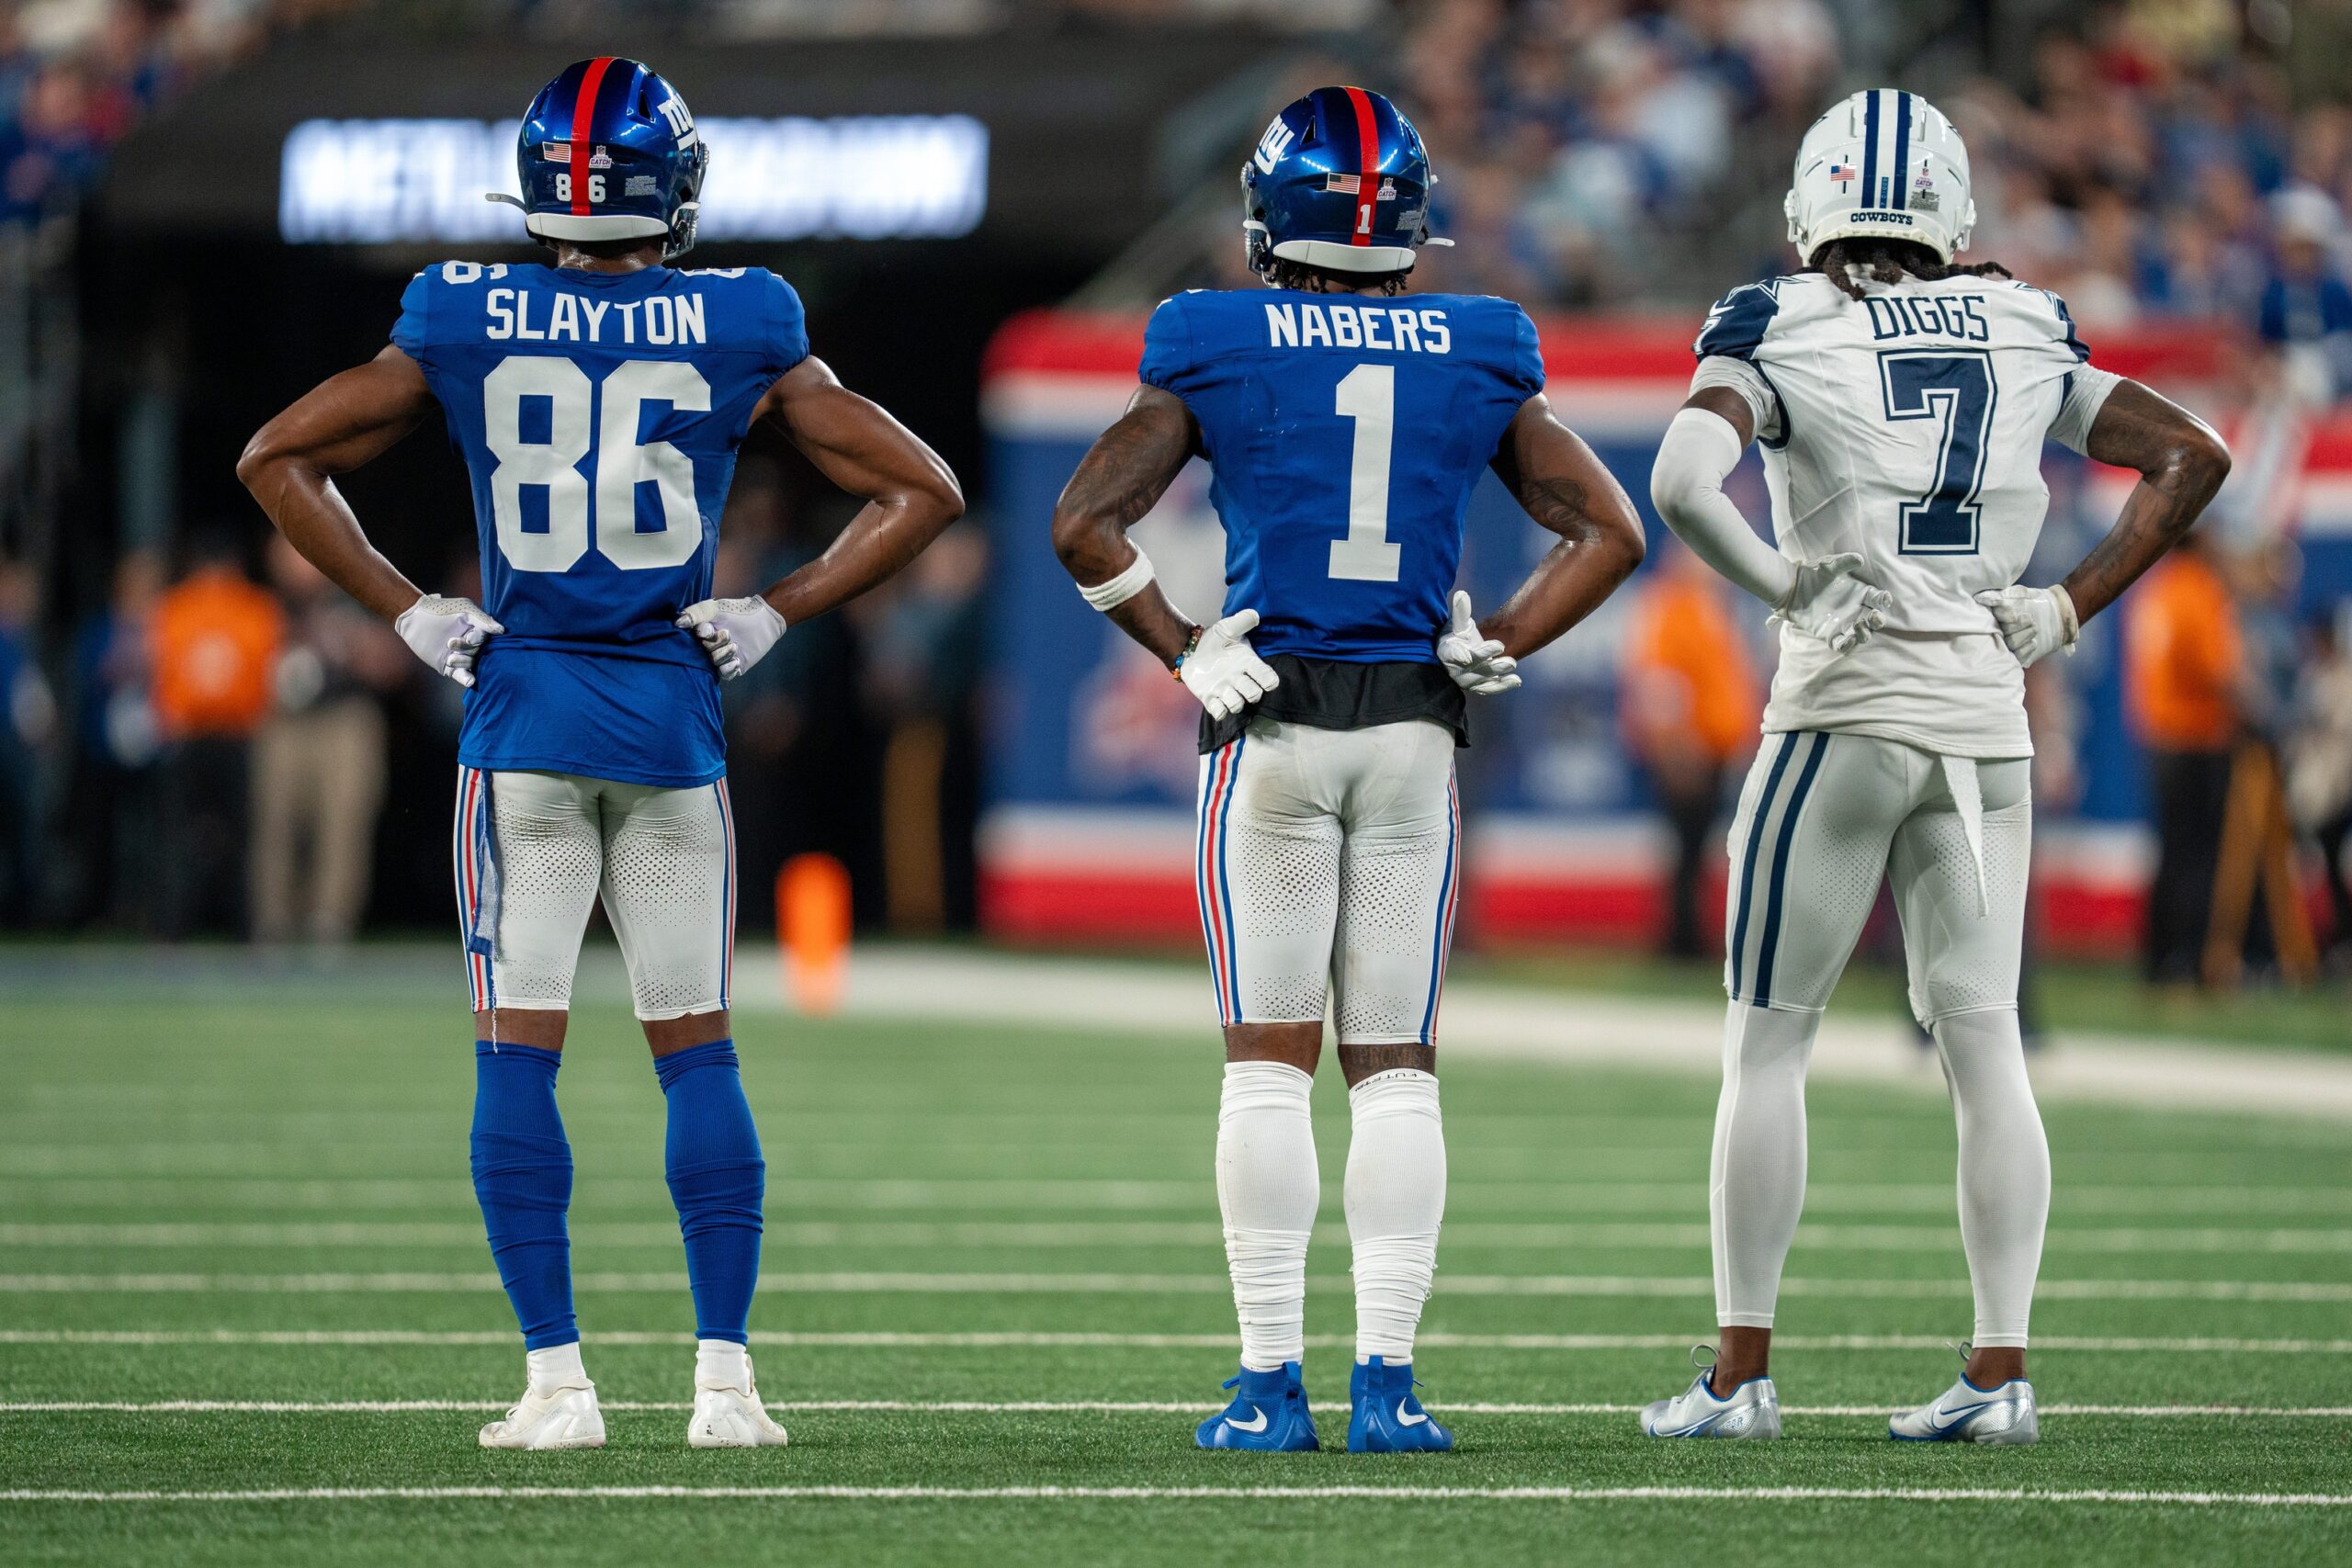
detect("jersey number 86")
[483,354,708,573]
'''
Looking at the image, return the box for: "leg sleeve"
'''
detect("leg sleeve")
[462,769,602,1015]
[1199,728,1343,1028]
[1722,732,1905,1012]
[598,777,733,1021]
[1330,721,1459,1045]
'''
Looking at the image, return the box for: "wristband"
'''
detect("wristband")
[1170,624,1202,678]
[1078,548,1155,612]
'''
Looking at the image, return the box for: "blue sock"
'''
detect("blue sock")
[655,1040,765,1344]
[469,1043,575,1350]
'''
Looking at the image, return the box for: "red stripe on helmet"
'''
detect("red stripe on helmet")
[568,56,616,217]
[1343,85,1380,246]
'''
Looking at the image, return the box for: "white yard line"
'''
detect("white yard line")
[800,947,2352,1123]
[0,1270,2344,1302]
[3,1329,2346,1353]
[6,1220,2349,1254]
[4,1399,2344,1418]
[4,1483,2347,1507]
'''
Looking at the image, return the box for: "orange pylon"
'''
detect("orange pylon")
[777,852,852,1015]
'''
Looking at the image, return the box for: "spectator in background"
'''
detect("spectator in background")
[148,534,279,937]
[1620,538,1758,959]
[2257,185,2352,406]
[0,556,56,922]
[62,548,163,926]
[248,533,404,947]
[2286,612,2352,967]
[2125,531,2243,984]
[860,524,987,931]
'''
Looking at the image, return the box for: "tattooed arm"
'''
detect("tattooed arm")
[1482,392,1647,659]
[1049,385,1203,666]
[2060,380,2232,625]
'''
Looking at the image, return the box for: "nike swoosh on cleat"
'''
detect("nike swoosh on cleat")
[1225,1405,1268,1434]
[1395,1401,1429,1427]
[1929,1402,1993,1433]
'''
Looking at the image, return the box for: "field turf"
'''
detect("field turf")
[1,966,2348,1565]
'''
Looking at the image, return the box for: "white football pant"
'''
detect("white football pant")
[1711,732,2050,1348]
[453,768,736,1021]
[1195,718,1460,1043]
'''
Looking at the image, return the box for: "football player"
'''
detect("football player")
[1641,89,2229,1444]
[237,59,963,1450]
[1052,86,1645,1454]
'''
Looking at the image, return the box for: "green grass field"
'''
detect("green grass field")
[2,963,2348,1565]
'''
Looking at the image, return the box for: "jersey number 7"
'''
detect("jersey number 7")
[483,354,711,573]
[1878,349,1995,556]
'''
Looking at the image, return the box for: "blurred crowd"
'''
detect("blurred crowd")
[0,481,988,940]
[1394,0,2352,393]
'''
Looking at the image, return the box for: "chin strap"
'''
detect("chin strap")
[485,191,526,210]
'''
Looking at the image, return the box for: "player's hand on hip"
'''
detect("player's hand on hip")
[1179,609,1280,721]
[394,594,504,689]
[677,596,788,682]
[1435,589,1521,694]
[1776,553,1893,656]
[1973,583,2078,669]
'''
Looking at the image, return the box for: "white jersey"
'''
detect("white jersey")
[1690,271,2117,758]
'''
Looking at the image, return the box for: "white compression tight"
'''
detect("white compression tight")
[1711,1003,2050,1347]
[1216,1063,1319,1372]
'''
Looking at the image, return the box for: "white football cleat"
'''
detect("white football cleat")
[479,1381,605,1450]
[1640,1348,1781,1438]
[688,1352,789,1449]
[1891,1371,2039,1445]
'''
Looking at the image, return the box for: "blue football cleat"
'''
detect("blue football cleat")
[1348,1356,1453,1452]
[1195,1362,1319,1451]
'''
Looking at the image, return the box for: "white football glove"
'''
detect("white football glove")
[394,594,503,689]
[677,596,788,681]
[1435,589,1521,694]
[1774,553,1893,655]
[1974,583,2078,669]
[1179,609,1281,721]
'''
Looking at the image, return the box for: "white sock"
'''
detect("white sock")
[526,1340,587,1393]
[695,1337,752,1392]
[1216,1061,1319,1373]
[1934,1009,2050,1348]
[1344,1068,1446,1364]
[1710,1002,1820,1328]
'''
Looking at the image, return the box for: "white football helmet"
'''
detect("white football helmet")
[1784,88,1975,265]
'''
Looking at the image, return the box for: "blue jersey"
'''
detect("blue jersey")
[1137,288,1544,662]
[392,261,808,787]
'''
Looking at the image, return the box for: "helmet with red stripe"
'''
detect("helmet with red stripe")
[1241,86,1438,278]
[514,58,708,261]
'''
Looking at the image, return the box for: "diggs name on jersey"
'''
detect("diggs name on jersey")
[1862,292,1990,344]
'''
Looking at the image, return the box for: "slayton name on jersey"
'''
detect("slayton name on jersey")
[1262,300,1453,354]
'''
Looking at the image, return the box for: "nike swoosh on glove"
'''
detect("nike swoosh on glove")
[1973,584,2078,669]
[1775,553,1893,655]
[394,594,504,689]
[1180,609,1281,721]
[677,597,788,682]
[1435,589,1521,694]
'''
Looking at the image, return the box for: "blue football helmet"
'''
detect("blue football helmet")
[510,57,707,261]
[1241,86,1442,278]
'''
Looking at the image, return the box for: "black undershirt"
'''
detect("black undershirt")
[1198,654,1467,754]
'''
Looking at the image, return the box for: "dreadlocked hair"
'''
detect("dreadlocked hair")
[1266,257,1411,296]
[1808,237,2013,303]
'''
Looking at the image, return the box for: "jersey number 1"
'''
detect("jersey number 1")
[483,355,710,573]
[1879,350,1995,555]
[1329,363,1401,582]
